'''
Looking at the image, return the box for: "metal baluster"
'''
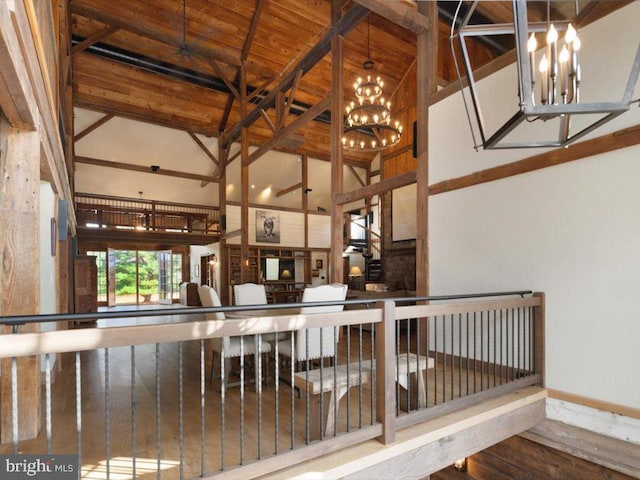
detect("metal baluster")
[396,318,400,412]
[506,308,510,382]
[305,329,310,444]
[517,307,521,377]
[500,310,504,385]
[458,314,462,399]
[511,308,515,381]
[240,336,245,464]
[486,311,490,388]
[221,340,226,470]
[473,312,477,394]
[200,340,205,476]
[367,320,376,425]
[105,348,110,480]
[290,331,295,450]
[11,355,18,454]
[434,316,438,405]
[466,313,469,396]
[179,342,184,479]
[425,316,430,408]
[442,315,446,403]
[319,327,324,440]
[131,346,137,479]
[493,310,497,387]
[529,306,533,373]
[359,324,364,427]
[45,353,52,454]
[333,325,338,436]
[258,335,263,459]
[480,311,484,391]
[406,318,411,411]
[275,331,279,454]
[450,314,455,401]
[75,352,82,471]
[346,324,351,431]
[417,314,422,407]
[155,344,161,479]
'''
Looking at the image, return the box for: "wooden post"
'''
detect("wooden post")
[533,292,545,387]
[375,300,396,444]
[330,0,344,284]
[0,115,41,443]
[415,1,437,352]
[218,144,229,304]
[240,62,250,284]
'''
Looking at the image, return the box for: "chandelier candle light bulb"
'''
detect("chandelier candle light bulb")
[539,54,549,104]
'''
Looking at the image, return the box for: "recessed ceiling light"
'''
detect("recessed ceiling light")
[251,184,255,189]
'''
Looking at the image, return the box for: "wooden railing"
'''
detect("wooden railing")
[0,293,544,479]
[75,192,220,235]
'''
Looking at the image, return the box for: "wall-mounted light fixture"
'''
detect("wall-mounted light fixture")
[151,165,160,172]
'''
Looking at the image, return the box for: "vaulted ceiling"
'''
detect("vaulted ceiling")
[68,0,629,166]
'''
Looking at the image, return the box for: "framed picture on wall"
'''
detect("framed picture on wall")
[316,259,323,269]
[256,210,281,243]
[312,269,320,277]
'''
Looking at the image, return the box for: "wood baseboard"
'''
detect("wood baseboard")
[547,389,640,420]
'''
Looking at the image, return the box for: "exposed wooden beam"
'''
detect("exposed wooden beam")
[335,170,417,205]
[348,165,366,187]
[285,69,304,119]
[209,59,240,101]
[75,155,219,183]
[247,76,275,102]
[218,0,266,133]
[381,143,413,161]
[74,112,114,142]
[576,1,633,28]
[428,124,640,196]
[259,108,277,134]
[222,4,368,148]
[69,3,242,66]
[188,131,218,167]
[222,229,241,240]
[76,226,218,246]
[243,94,331,167]
[71,25,118,54]
[276,182,302,198]
[352,0,429,34]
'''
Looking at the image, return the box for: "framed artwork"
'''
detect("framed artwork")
[316,259,323,269]
[392,184,417,241]
[256,210,281,243]
[193,264,199,278]
[312,269,320,277]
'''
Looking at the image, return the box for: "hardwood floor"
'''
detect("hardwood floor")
[1,317,508,479]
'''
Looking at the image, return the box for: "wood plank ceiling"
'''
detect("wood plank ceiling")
[69,0,612,166]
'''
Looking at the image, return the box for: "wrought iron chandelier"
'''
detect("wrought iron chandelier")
[342,16,403,152]
[451,0,640,150]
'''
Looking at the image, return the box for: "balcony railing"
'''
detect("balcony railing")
[75,192,220,235]
[0,291,543,479]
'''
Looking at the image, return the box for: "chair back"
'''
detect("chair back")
[198,285,225,320]
[234,283,268,306]
[296,283,348,360]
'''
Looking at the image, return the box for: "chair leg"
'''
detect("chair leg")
[210,351,220,383]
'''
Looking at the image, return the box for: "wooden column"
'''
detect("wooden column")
[329,0,344,284]
[240,62,250,284]
[218,143,230,304]
[375,300,396,444]
[0,114,41,443]
[533,292,546,387]
[302,155,309,248]
[415,1,437,300]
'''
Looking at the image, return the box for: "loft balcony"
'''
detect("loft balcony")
[0,292,545,479]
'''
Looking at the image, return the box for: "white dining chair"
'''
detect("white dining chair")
[277,283,348,372]
[233,283,268,306]
[198,285,271,387]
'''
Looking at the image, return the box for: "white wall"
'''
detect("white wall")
[429,3,640,409]
[39,182,57,369]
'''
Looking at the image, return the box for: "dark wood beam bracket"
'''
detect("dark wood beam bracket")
[74,113,115,142]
